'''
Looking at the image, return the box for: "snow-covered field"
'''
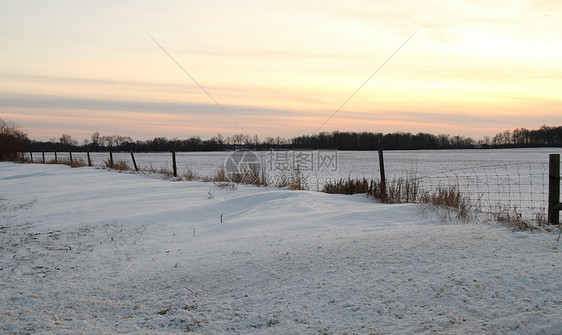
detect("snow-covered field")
[34,148,559,183]
[1,162,561,334]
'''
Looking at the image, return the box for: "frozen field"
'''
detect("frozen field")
[1,162,561,334]
[33,148,559,182]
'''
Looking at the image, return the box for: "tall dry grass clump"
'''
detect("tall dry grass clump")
[47,158,87,168]
[141,164,174,178]
[322,177,421,203]
[228,168,258,184]
[182,167,197,181]
[212,165,268,186]
[420,185,470,218]
[384,178,420,203]
[323,177,470,218]
[274,175,306,190]
[212,167,229,182]
[103,159,132,171]
[492,206,547,231]
[270,168,307,190]
[323,178,370,195]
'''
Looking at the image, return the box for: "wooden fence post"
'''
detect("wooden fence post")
[131,151,139,171]
[42,151,45,164]
[548,154,561,224]
[172,151,177,177]
[109,151,114,167]
[378,148,387,199]
[69,151,73,164]
[87,152,92,166]
[54,151,58,162]
[29,152,33,162]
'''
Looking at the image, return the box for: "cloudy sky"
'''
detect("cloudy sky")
[1,0,561,141]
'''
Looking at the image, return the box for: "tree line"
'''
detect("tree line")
[27,125,561,152]
[490,126,562,146]
[2,117,560,159]
[294,126,562,150]
[27,132,293,152]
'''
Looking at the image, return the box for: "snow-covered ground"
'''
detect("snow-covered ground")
[1,162,560,334]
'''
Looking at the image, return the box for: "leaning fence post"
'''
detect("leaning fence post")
[172,150,177,177]
[131,151,139,171]
[29,152,33,162]
[87,152,92,166]
[109,151,114,167]
[378,148,387,199]
[548,154,561,225]
[69,151,73,164]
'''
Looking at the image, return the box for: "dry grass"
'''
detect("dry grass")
[323,177,550,229]
[211,167,229,182]
[323,177,470,218]
[274,175,304,190]
[255,165,267,186]
[228,170,255,184]
[182,167,197,181]
[104,160,132,171]
[384,178,420,203]
[322,177,416,203]
[420,186,470,218]
[323,178,370,195]
[6,156,30,163]
[211,165,267,186]
[270,168,307,190]
[46,158,87,168]
[234,166,263,185]
[492,206,547,231]
[141,164,174,178]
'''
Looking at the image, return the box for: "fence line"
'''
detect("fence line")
[404,163,549,221]
[22,150,558,222]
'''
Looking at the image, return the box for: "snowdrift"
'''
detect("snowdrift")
[1,162,560,334]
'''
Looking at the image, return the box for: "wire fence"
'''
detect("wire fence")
[414,163,548,220]
[25,150,554,221]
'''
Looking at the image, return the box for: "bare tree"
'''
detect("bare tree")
[231,134,244,145]
[118,136,133,145]
[91,132,100,146]
[211,133,224,149]
[215,133,224,146]
[0,118,29,160]
[59,134,78,148]
[100,135,113,147]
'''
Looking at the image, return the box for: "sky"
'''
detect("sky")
[1,0,561,142]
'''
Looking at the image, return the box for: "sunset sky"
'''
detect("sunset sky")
[1,0,561,142]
